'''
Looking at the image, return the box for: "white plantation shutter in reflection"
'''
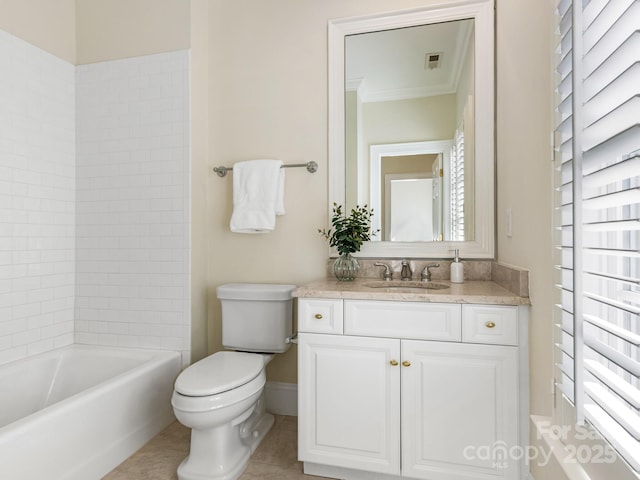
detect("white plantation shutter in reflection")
[450,127,465,241]
[554,0,640,471]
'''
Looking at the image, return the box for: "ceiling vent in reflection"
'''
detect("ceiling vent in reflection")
[424,52,443,70]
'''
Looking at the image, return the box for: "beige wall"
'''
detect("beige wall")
[0,0,190,65]
[0,0,76,63]
[364,95,457,146]
[194,0,556,413]
[456,25,474,127]
[189,0,209,363]
[345,90,359,209]
[75,0,190,64]
[197,0,449,383]
[496,0,555,417]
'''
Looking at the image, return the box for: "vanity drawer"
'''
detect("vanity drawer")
[344,300,461,341]
[298,298,344,334]
[462,305,518,346]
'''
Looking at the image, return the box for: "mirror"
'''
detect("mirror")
[346,20,474,243]
[329,0,495,258]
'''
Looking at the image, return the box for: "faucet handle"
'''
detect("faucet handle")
[374,262,393,280]
[400,259,412,281]
[421,263,440,282]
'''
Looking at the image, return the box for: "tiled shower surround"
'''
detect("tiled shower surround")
[0,30,76,364]
[0,30,191,366]
[75,51,190,361]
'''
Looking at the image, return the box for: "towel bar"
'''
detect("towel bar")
[213,161,318,177]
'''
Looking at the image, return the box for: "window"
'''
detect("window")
[554,0,640,474]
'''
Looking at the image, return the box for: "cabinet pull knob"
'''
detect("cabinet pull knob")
[389,359,399,366]
[314,313,323,319]
[402,361,411,367]
[485,321,496,328]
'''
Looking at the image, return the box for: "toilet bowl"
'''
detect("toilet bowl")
[172,351,275,480]
[171,283,296,480]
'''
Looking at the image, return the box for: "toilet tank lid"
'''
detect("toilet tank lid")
[217,283,296,301]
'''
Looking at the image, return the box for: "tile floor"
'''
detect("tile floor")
[103,415,330,480]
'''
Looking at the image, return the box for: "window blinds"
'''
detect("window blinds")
[450,127,465,241]
[555,0,640,471]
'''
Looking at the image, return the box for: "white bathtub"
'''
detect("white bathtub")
[0,345,182,480]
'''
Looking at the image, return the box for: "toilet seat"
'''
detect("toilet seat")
[175,351,265,397]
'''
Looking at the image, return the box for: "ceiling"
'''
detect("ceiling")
[345,19,474,102]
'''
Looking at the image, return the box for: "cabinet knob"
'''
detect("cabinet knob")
[402,361,411,367]
[389,359,399,366]
[314,313,323,320]
[485,321,496,329]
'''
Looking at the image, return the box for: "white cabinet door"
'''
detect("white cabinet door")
[298,333,401,475]
[401,340,519,480]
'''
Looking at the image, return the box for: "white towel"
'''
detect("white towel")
[230,159,285,233]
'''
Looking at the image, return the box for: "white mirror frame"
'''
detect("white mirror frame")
[328,0,495,259]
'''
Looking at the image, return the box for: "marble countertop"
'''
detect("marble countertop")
[294,278,531,306]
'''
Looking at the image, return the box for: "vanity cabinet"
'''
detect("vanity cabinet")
[298,298,528,480]
[298,333,401,475]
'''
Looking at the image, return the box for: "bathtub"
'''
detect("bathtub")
[0,345,182,480]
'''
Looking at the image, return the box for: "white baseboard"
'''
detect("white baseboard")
[265,381,297,416]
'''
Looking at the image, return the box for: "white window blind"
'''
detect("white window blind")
[450,126,465,241]
[554,0,640,472]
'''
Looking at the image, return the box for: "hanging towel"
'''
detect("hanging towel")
[230,159,285,233]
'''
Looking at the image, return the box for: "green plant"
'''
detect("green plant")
[319,203,378,256]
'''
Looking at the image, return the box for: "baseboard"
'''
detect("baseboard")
[265,381,297,416]
[529,415,584,480]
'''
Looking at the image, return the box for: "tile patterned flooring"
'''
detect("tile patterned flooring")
[103,415,330,480]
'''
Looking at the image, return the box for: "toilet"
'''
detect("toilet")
[171,283,296,480]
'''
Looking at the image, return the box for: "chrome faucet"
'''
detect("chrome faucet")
[421,263,440,282]
[374,262,393,281]
[400,259,412,281]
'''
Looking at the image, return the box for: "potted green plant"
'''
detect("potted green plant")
[319,203,377,281]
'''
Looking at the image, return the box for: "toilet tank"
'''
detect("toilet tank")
[217,283,296,353]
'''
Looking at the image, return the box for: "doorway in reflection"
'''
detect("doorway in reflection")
[382,154,440,242]
[367,140,454,242]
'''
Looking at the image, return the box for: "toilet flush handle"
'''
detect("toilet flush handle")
[286,333,298,345]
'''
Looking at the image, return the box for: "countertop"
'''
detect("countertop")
[294,278,531,306]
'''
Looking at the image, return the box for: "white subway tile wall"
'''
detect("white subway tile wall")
[0,29,191,366]
[75,51,191,363]
[0,30,76,365]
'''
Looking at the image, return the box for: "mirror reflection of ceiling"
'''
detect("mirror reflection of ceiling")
[345,19,473,102]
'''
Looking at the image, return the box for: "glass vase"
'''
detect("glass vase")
[333,253,359,281]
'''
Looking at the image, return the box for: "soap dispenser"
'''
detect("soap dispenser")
[450,249,464,284]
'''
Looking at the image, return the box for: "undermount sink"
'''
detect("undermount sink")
[363,280,449,290]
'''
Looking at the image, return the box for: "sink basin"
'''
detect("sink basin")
[363,280,449,290]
